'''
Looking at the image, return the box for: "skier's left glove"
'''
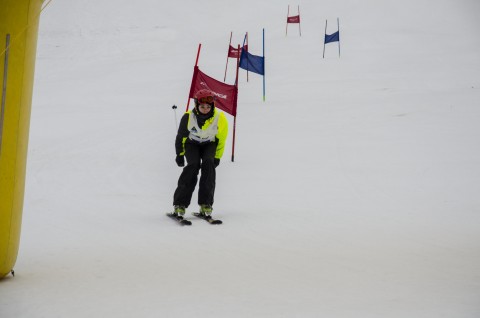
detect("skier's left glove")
[214,158,220,168]
[175,155,185,167]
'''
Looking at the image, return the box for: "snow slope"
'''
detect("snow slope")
[1,0,480,317]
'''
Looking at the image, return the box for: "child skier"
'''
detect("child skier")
[172,89,228,217]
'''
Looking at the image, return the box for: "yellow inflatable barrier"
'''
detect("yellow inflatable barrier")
[0,0,42,279]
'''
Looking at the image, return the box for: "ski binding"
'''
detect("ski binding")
[192,212,223,224]
[166,213,192,226]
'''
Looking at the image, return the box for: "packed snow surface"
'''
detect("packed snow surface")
[1,0,480,317]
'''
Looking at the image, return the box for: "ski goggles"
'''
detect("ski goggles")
[197,96,215,104]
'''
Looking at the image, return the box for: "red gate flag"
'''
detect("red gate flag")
[228,44,248,58]
[286,6,301,36]
[287,15,300,23]
[188,66,238,116]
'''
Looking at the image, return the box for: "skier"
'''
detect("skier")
[172,89,228,218]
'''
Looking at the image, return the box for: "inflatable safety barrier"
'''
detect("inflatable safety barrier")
[0,0,42,279]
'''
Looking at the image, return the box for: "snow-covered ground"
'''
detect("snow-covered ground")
[1,0,480,317]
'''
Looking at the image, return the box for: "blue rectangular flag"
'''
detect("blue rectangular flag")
[239,49,264,76]
[324,31,339,44]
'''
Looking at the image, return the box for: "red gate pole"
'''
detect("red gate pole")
[285,5,289,36]
[186,43,202,111]
[298,6,302,36]
[232,44,241,162]
[224,32,232,82]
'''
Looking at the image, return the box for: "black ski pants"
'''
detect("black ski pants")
[173,141,216,208]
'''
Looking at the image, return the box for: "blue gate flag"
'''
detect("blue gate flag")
[324,31,339,44]
[239,49,264,76]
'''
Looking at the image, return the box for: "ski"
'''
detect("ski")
[166,213,192,226]
[192,212,223,225]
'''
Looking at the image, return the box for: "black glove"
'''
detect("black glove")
[214,158,220,168]
[175,155,185,167]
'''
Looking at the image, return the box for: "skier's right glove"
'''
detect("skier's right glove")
[175,155,185,167]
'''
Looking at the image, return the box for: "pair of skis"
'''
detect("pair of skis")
[166,212,222,226]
